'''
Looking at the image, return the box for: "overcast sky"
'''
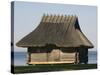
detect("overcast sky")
[14,1,97,52]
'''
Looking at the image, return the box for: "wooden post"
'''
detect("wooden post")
[75,48,79,64]
[27,48,31,64]
[59,49,60,61]
[47,51,48,62]
[28,52,31,62]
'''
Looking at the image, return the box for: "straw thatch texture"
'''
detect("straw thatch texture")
[16,14,93,48]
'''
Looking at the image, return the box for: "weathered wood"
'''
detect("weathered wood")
[31,53,47,62]
[28,47,76,64]
[48,49,60,61]
[79,47,88,64]
[28,61,74,64]
[75,50,79,64]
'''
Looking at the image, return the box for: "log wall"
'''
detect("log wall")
[28,47,76,63]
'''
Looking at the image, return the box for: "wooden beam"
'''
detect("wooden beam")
[28,61,74,65]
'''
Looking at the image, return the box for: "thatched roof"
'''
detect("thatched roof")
[16,14,94,48]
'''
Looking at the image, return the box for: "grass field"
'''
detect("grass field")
[12,64,97,74]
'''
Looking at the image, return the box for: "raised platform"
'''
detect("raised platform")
[28,61,75,64]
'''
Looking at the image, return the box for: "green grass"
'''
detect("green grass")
[12,64,97,74]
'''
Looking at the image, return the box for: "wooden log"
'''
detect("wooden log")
[28,61,74,65]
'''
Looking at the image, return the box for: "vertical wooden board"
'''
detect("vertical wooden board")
[49,15,53,23]
[42,15,45,22]
[41,14,45,22]
[53,15,57,23]
[60,15,64,23]
[79,48,88,63]
[46,15,50,23]
[57,15,61,23]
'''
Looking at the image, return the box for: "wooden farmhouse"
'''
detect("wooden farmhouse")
[16,14,94,65]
